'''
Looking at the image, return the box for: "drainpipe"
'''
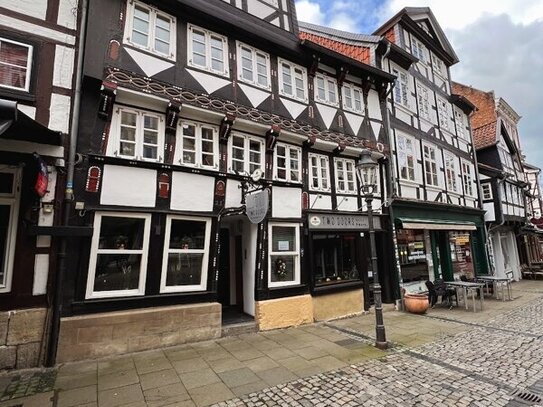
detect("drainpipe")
[46,0,88,366]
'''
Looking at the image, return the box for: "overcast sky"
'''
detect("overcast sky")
[296,0,543,173]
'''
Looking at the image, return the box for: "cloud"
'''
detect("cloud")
[296,0,325,25]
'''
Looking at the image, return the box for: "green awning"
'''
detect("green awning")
[397,217,477,231]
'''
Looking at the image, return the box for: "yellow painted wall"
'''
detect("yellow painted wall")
[313,289,363,321]
[255,294,313,330]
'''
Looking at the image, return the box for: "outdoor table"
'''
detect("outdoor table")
[476,275,513,301]
[446,281,485,312]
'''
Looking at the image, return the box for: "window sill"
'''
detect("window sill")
[186,64,230,79]
[315,100,339,109]
[277,92,307,104]
[312,280,363,295]
[0,88,36,103]
[123,43,176,63]
[237,78,272,92]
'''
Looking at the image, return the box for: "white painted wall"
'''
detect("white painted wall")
[53,45,75,89]
[48,93,71,133]
[272,187,301,218]
[3,0,47,20]
[32,254,49,296]
[225,180,242,208]
[170,172,214,212]
[101,165,156,207]
[242,220,257,316]
[57,0,78,29]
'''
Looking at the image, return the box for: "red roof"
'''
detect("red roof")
[299,32,371,65]
[472,121,497,149]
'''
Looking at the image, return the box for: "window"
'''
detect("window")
[461,161,473,196]
[423,144,438,186]
[455,108,468,140]
[274,143,301,182]
[342,83,363,113]
[0,38,32,91]
[0,168,20,293]
[313,233,360,286]
[417,84,431,121]
[431,54,446,78]
[125,1,176,59]
[278,58,307,102]
[110,106,165,162]
[188,25,228,76]
[237,42,270,89]
[437,98,451,131]
[392,67,409,108]
[314,73,338,106]
[444,153,457,192]
[86,213,151,299]
[334,158,357,194]
[308,153,330,192]
[411,38,426,63]
[397,134,416,181]
[161,216,211,292]
[228,133,265,175]
[268,223,300,287]
[176,121,218,169]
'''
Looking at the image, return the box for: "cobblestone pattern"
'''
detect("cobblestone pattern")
[213,298,543,406]
[0,370,56,401]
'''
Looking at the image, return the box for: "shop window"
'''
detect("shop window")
[342,83,363,113]
[313,233,360,286]
[308,153,330,192]
[274,143,301,182]
[397,134,416,182]
[334,158,357,194]
[278,58,307,102]
[86,213,151,299]
[176,121,218,170]
[109,105,165,162]
[449,231,474,280]
[397,229,428,283]
[228,133,265,175]
[161,216,212,292]
[268,223,300,287]
[236,42,270,89]
[314,73,338,107]
[124,1,176,60]
[0,37,33,92]
[0,168,20,293]
[188,25,228,76]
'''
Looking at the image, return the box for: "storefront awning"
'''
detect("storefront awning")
[397,217,477,231]
[0,99,62,146]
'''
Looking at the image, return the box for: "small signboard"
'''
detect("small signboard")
[246,188,269,224]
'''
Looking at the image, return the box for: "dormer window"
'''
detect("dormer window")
[124,1,176,60]
[0,37,32,92]
[188,25,229,77]
[314,73,338,107]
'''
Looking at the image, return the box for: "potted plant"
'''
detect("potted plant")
[402,289,429,314]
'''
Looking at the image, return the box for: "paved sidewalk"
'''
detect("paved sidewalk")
[0,279,541,407]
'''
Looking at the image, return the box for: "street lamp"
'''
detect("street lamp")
[357,149,388,350]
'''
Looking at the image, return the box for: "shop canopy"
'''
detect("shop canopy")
[0,99,62,146]
[397,217,477,231]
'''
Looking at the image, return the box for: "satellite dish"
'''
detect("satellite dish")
[251,169,263,182]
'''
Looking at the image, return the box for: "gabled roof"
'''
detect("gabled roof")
[373,7,459,65]
[473,121,498,150]
[299,31,372,65]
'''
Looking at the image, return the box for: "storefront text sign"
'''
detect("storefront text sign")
[246,189,269,224]
[308,214,381,230]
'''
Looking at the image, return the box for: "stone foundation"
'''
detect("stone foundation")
[255,295,313,330]
[313,289,364,321]
[0,308,47,369]
[57,303,221,363]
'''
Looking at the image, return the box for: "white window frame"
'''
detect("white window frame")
[0,37,33,92]
[227,132,265,175]
[444,153,458,193]
[397,134,416,182]
[341,82,363,113]
[278,58,308,102]
[431,53,447,79]
[86,212,151,299]
[481,183,493,200]
[124,0,176,60]
[334,157,357,195]
[176,121,219,170]
[160,215,212,293]
[308,153,331,192]
[273,143,301,183]
[0,168,20,293]
[187,24,229,77]
[417,83,431,121]
[392,67,410,109]
[454,108,468,141]
[268,222,300,288]
[236,42,271,90]
[461,160,474,196]
[411,37,426,63]
[437,98,451,131]
[314,73,339,107]
[109,105,165,162]
[423,143,439,187]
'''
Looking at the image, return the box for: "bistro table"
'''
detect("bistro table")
[476,275,513,301]
[446,281,485,312]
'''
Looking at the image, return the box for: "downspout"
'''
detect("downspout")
[46,0,88,366]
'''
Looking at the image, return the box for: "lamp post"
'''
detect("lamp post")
[357,149,388,350]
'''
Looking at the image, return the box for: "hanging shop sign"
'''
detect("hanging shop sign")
[246,188,269,224]
[308,213,382,230]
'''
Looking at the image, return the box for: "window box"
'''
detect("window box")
[334,158,357,194]
[314,73,338,107]
[228,133,264,175]
[308,153,331,192]
[236,42,270,90]
[188,25,228,77]
[86,212,151,299]
[0,168,20,293]
[124,1,176,60]
[176,121,219,170]
[160,215,212,293]
[278,58,307,102]
[274,143,301,183]
[268,223,300,288]
[0,37,32,92]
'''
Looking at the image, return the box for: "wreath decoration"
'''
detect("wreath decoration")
[275,258,288,280]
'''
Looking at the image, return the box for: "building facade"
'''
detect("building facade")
[56,0,398,362]
[523,162,543,264]
[0,0,78,368]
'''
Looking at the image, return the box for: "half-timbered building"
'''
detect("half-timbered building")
[0,1,78,368]
[453,83,528,280]
[299,8,489,296]
[56,0,397,362]
[523,162,543,265]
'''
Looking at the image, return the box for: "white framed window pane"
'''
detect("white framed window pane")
[270,255,295,282]
[165,253,204,286]
[249,139,262,174]
[191,30,206,67]
[98,216,145,250]
[169,219,206,249]
[231,135,245,172]
[201,127,215,167]
[210,36,224,72]
[272,226,296,251]
[327,80,336,103]
[320,158,329,189]
[0,41,30,90]
[282,64,292,95]
[241,47,253,81]
[94,253,142,292]
[132,6,150,47]
[256,53,267,86]
[354,90,362,111]
[344,87,352,109]
[294,69,304,99]
[0,204,11,285]
[276,145,286,180]
[290,149,299,181]
[182,124,196,164]
[317,76,325,100]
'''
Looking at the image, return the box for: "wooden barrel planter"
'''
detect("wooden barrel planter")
[403,293,429,314]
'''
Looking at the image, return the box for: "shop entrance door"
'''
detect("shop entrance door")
[431,231,453,281]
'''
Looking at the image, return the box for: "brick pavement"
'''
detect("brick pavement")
[0,279,542,406]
